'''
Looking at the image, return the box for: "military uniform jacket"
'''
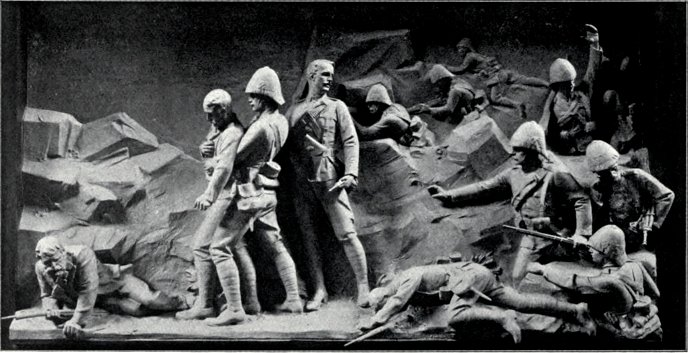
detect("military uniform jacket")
[233,110,289,202]
[445,165,593,237]
[592,168,675,235]
[357,103,412,143]
[287,95,359,182]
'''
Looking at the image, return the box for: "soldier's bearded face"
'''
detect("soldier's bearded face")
[367,102,382,115]
[206,105,230,130]
[39,251,71,277]
[595,167,621,184]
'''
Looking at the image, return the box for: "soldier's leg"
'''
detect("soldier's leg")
[176,198,232,320]
[491,285,594,333]
[118,273,186,311]
[319,184,370,308]
[234,241,261,315]
[511,235,538,286]
[253,200,302,313]
[205,205,253,326]
[296,186,328,312]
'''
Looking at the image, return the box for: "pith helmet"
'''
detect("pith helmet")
[589,225,628,266]
[203,89,232,113]
[586,140,620,172]
[456,38,474,52]
[510,121,547,155]
[426,64,455,84]
[366,84,392,106]
[549,58,577,84]
[246,66,285,105]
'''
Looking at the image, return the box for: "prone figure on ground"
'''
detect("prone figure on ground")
[429,121,593,286]
[446,37,549,116]
[359,254,594,344]
[408,64,479,124]
[35,236,188,340]
[527,225,662,340]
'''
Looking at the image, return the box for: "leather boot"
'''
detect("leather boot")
[341,236,370,308]
[175,258,216,320]
[205,258,245,326]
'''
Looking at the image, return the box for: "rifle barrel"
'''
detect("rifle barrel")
[502,225,573,245]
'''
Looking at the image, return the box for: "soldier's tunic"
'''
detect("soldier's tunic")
[541,260,662,340]
[287,95,359,240]
[444,164,593,261]
[591,168,675,252]
[201,110,289,258]
[356,103,412,144]
[540,46,604,154]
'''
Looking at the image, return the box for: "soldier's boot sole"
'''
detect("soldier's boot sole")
[275,299,304,314]
[175,306,216,320]
[304,290,328,312]
[204,309,246,326]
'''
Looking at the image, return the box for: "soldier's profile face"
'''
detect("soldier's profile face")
[248,94,266,112]
[456,46,469,57]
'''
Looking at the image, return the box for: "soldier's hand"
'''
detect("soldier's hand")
[641,213,654,232]
[427,184,446,196]
[584,24,599,44]
[501,310,522,344]
[194,194,213,211]
[526,262,544,275]
[584,121,596,133]
[571,234,589,250]
[63,320,84,340]
[199,141,215,158]
[335,175,358,192]
[46,309,62,321]
[357,318,381,332]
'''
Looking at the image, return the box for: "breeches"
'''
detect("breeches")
[194,190,282,262]
[310,181,357,241]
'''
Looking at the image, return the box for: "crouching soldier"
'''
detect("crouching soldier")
[585,140,674,276]
[527,225,662,341]
[354,83,425,147]
[429,122,593,286]
[359,257,593,344]
[35,236,187,339]
[408,64,477,124]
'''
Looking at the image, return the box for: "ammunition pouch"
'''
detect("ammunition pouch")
[236,183,268,212]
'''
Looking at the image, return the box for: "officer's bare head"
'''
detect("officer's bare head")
[306,59,335,96]
[35,236,68,269]
[203,89,233,130]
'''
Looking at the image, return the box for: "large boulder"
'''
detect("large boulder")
[23,107,83,158]
[76,112,159,162]
[22,121,61,161]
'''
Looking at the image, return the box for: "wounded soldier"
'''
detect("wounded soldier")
[35,236,188,339]
[527,225,662,341]
[359,258,594,343]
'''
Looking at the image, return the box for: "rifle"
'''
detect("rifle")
[345,311,408,347]
[1,309,73,321]
[502,225,602,255]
